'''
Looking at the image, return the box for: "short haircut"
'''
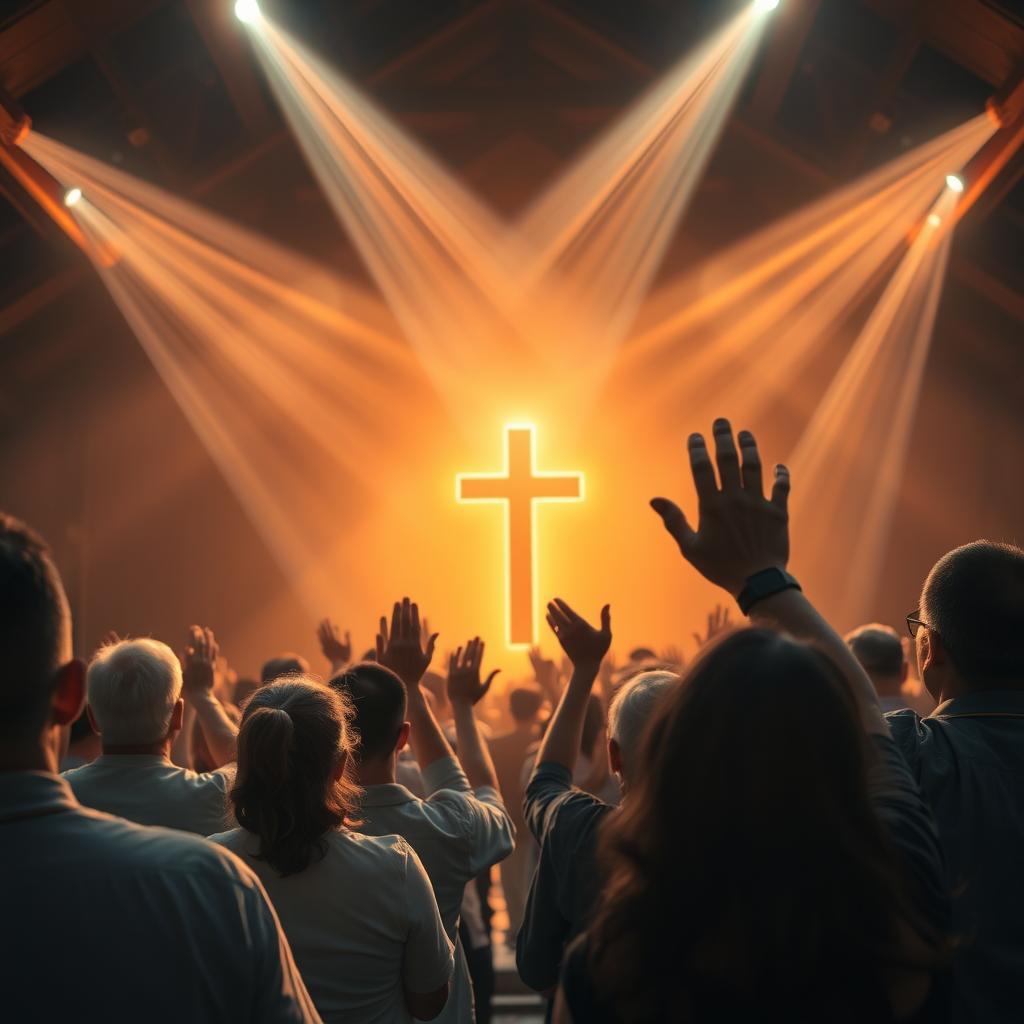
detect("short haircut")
[87,639,182,745]
[845,624,905,677]
[0,513,70,740]
[509,685,543,723]
[608,670,678,775]
[330,662,407,761]
[261,653,309,684]
[922,540,1024,689]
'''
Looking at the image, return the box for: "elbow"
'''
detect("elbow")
[406,980,449,1020]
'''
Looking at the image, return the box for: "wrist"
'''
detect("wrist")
[736,567,801,616]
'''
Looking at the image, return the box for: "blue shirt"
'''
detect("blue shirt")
[889,691,1024,1023]
[516,762,613,993]
[0,772,320,1023]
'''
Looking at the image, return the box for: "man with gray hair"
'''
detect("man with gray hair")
[0,512,320,1021]
[845,622,932,715]
[516,597,677,996]
[63,627,239,836]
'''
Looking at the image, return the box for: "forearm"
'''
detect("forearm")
[452,702,499,790]
[191,693,239,766]
[749,589,887,735]
[170,703,196,768]
[534,665,599,772]
[406,686,455,769]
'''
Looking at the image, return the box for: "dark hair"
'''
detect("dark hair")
[260,653,309,684]
[230,676,359,876]
[588,629,942,1023]
[509,685,543,723]
[0,513,68,740]
[922,540,1024,690]
[845,624,905,677]
[331,662,407,761]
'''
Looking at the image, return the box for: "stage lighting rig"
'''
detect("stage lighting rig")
[0,85,30,147]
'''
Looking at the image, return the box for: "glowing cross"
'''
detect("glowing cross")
[457,425,583,647]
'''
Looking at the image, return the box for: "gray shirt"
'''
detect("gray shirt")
[63,753,233,835]
[355,756,515,1023]
[0,771,320,1023]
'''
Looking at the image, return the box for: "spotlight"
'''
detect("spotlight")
[754,0,781,11]
[63,187,83,208]
[234,0,261,24]
[926,213,942,228]
[945,174,965,193]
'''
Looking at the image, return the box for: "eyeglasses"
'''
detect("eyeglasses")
[906,610,930,638]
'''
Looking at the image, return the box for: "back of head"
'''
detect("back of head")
[330,662,407,762]
[87,638,182,745]
[231,675,358,876]
[607,670,677,779]
[0,514,71,742]
[260,653,309,684]
[922,540,1024,690]
[591,629,919,1019]
[845,623,905,679]
[509,685,543,724]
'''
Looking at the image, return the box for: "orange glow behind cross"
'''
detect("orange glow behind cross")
[457,425,583,647]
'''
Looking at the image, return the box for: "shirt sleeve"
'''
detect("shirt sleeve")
[422,755,515,874]
[523,761,574,842]
[868,733,950,935]
[517,820,569,993]
[245,872,324,1022]
[400,843,456,994]
[884,709,926,777]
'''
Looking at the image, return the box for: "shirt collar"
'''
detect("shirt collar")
[0,771,79,824]
[92,754,173,767]
[358,782,419,808]
[931,689,1024,719]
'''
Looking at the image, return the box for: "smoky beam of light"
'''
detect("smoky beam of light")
[511,5,770,367]
[619,114,994,418]
[244,17,531,391]
[21,133,432,616]
[786,188,959,629]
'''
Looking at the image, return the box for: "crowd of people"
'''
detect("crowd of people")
[2,418,1023,1023]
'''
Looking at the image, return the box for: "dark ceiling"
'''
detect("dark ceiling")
[1,0,1023,328]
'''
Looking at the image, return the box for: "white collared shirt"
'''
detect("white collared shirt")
[63,753,233,835]
[209,828,454,1024]
[355,756,515,1023]
[0,772,320,1023]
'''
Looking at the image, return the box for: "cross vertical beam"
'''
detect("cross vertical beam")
[457,424,583,646]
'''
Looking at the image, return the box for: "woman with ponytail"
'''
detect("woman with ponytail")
[210,676,453,1022]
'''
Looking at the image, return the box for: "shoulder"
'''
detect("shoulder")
[527,763,610,836]
[182,763,236,793]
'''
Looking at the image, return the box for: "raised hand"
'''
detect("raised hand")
[692,604,732,648]
[528,645,560,701]
[376,597,438,688]
[651,419,789,597]
[448,638,500,707]
[183,625,219,697]
[545,598,612,671]
[659,644,686,668]
[317,618,352,668]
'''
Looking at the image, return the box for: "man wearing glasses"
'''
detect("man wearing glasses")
[889,540,1024,1024]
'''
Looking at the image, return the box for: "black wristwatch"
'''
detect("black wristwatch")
[736,568,802,615]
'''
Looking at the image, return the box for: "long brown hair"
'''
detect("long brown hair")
[230,676,360,876]
[588,628,942,1023]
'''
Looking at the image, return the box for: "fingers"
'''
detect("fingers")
[424,632,438,665]
[738,430,763,496]
[410,601,421,644]
[650,498,696,556]
[600,604,611,635]
[344,630,352,649]
[482,669,500,698]
[376,616,388,662]
[687,432,718,502]
[712,418,741,491]
[390,602,402,646]
[546,600,572,634]
[553,598,581,624]
[450,648,462,674]
[770,463,790,514]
